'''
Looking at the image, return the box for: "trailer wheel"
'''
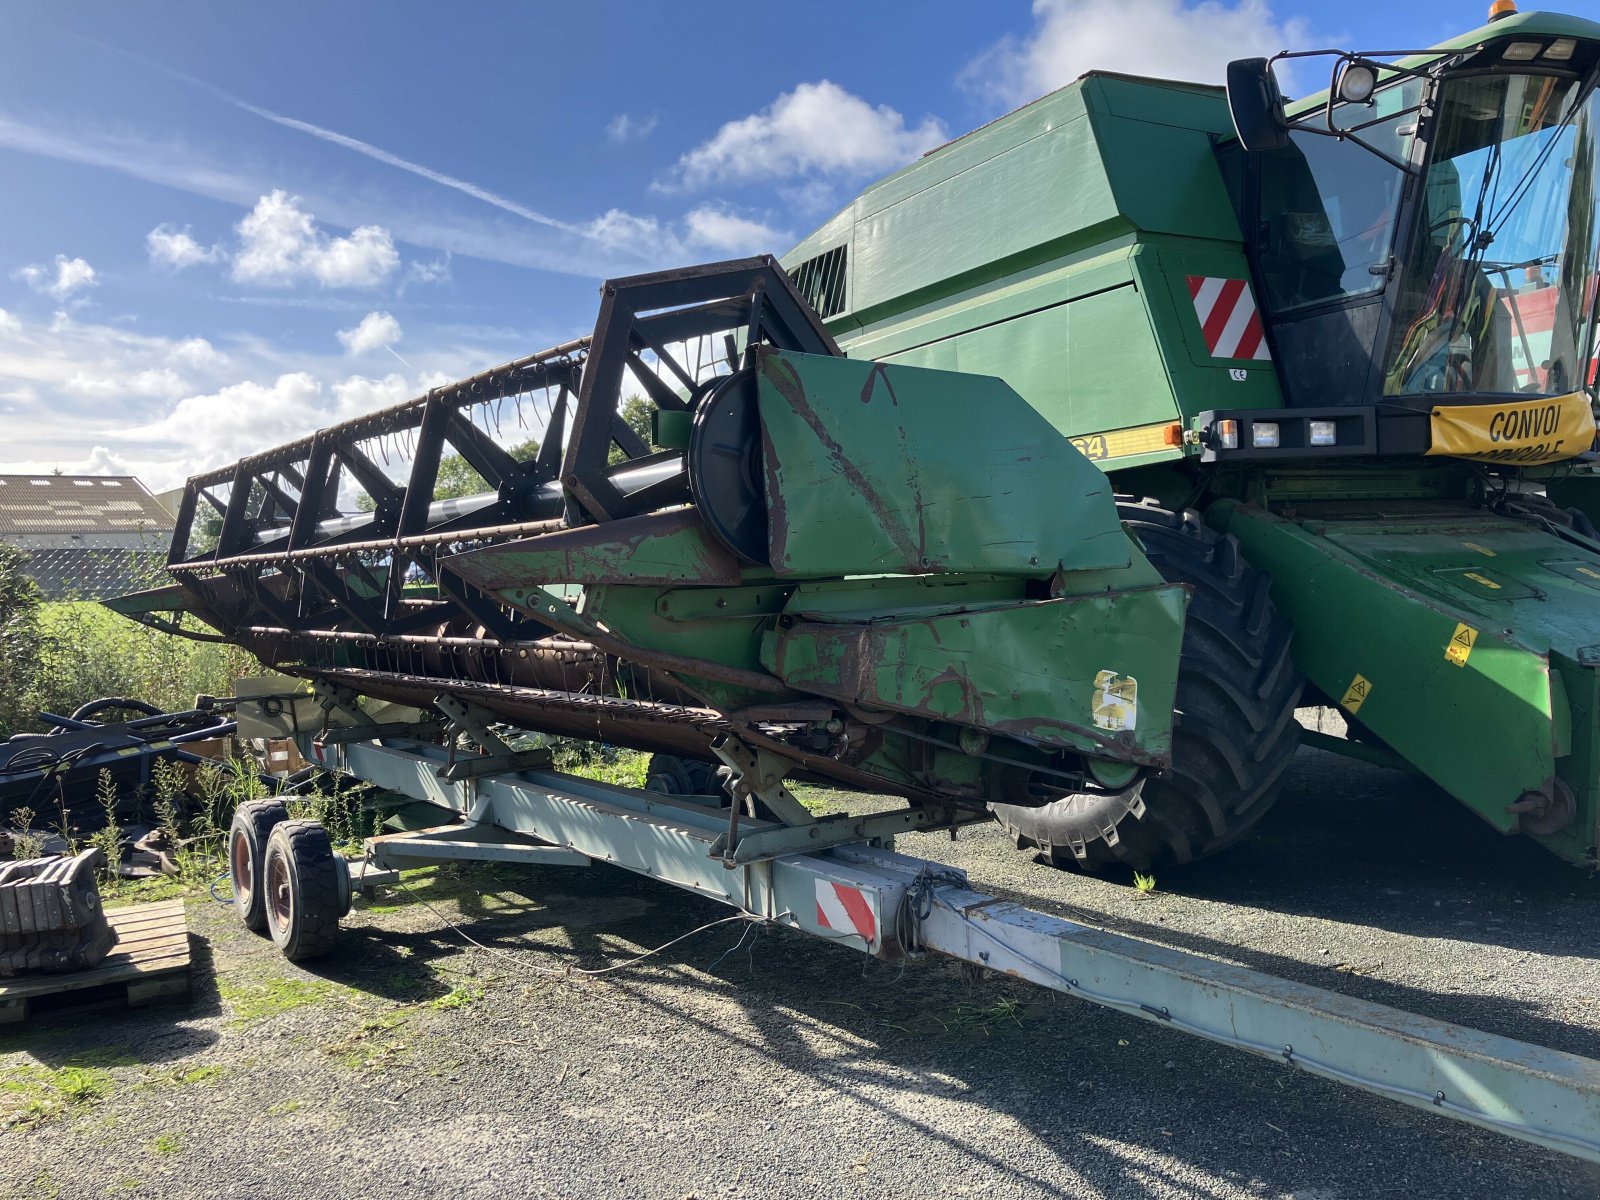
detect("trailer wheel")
[991,500,1302,873]
[261,819,347,961]
[228,798,289,933]
[644,754,723,799]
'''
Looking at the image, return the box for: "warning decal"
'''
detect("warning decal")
[1445,623,1478,667]
[816,881,877,946]
[1186,276,1272,361]
[1092,671,1139,732]
[1340,674,1372,715]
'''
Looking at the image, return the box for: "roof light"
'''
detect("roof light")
[1487,0,1517,20]
[1309,420,1338,447]
[1502,41,1542,62]
[1545,38,1577,61]
[1335,62,1378,104]
[1251,422,1281,449]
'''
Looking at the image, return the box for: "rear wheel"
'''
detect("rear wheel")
[991,500,1302,872]
[229,799,288,933]
[262,819,348,961]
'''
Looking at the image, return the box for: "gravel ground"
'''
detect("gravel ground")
[4,720,1599,1200]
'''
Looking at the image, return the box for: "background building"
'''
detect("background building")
[0,475,173,599]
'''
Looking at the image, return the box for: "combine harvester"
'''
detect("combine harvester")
[110,4,1600,1161]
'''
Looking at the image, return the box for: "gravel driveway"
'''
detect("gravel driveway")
[4,727,1599,1200]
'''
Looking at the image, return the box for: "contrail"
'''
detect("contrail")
[231,101,580,234]
[69,32,578,234]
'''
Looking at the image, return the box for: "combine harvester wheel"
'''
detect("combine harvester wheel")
[992,501,1302,871]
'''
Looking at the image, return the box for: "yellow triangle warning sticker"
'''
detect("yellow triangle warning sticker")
[1340,673,1372,714]
[1445,622,1478,667]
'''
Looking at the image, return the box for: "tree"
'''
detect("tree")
[0,542,42,736]
[353,435,540,511]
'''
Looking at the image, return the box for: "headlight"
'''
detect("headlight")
[1335,63,1377,104]
[1215,419,1239,450]
[1309,420,1337,446]
[1251,422,1281,448]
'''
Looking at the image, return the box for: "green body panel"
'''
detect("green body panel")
[784,74,1285,456]
[448,509,742,589]
[1215,500,1600,861]
[763,584,1184,764]
[754,349,1133,576]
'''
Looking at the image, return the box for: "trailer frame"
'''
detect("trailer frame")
[284,724,1600,1165]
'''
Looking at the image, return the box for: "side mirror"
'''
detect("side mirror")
[1226,57,1290,152]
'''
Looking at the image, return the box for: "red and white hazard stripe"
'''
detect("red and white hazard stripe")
[815,880,877,946]
[1187,276,1271,362]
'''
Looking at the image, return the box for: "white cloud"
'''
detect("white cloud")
[14,255,98,301]
[683,206,788,255]
[606,113,659,144]
[232,191,400,288]
[963,0,1311,109]
[583,208,674,258]
[120,372,328,467]
[147,224,221,269]
[168,337,228,369]
[402,255,451,288]
[0,305,530,491]
[0,113,686,278]
[337,311,403,356]
[661,81,947,192]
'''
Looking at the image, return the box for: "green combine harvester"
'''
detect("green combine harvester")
[112,3,1600,874]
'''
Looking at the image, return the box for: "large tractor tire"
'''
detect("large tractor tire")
[991,500,1302,872]
[644,754,723,799]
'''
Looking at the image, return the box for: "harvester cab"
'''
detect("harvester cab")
[1216,9,1600,456]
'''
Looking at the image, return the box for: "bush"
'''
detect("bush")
[0,544,42,737]
[1,600,259,735]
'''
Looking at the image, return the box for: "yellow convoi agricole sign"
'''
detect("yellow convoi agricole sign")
[1427,392,1597,465]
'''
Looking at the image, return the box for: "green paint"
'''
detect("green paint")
[1215,500,1599,857]
[755,349,1133,577]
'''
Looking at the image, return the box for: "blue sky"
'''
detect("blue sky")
[0,0,1501,489]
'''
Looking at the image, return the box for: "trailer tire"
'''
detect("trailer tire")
[261,819,346,961]
[644,754,723,799]
[991,500,1302,873]
[229,798,289,933]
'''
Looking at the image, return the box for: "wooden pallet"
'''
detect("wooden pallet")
[0,900,191,1025]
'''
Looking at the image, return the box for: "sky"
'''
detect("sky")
[0,0,1505,492]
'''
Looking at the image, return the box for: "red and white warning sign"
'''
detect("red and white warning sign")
[1186,276,1271,362]
[815,880,877,945]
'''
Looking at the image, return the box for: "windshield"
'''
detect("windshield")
[1384,73,1600,398]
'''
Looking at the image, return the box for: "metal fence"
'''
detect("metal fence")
[3,542,168,601]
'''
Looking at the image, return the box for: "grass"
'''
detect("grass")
[0,1064,115,1128]
[429,984,484,1011]
[148,1133,181,1155]
[217,976,341,1027]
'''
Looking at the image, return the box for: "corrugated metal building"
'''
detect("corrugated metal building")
[0,475,173,599]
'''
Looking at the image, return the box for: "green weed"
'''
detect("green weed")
[148,1133,180,1155]
[429,984,484,1012]
[1,1064,115,1127]
[217,976,339,1026]
[1133,871,1157,894]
